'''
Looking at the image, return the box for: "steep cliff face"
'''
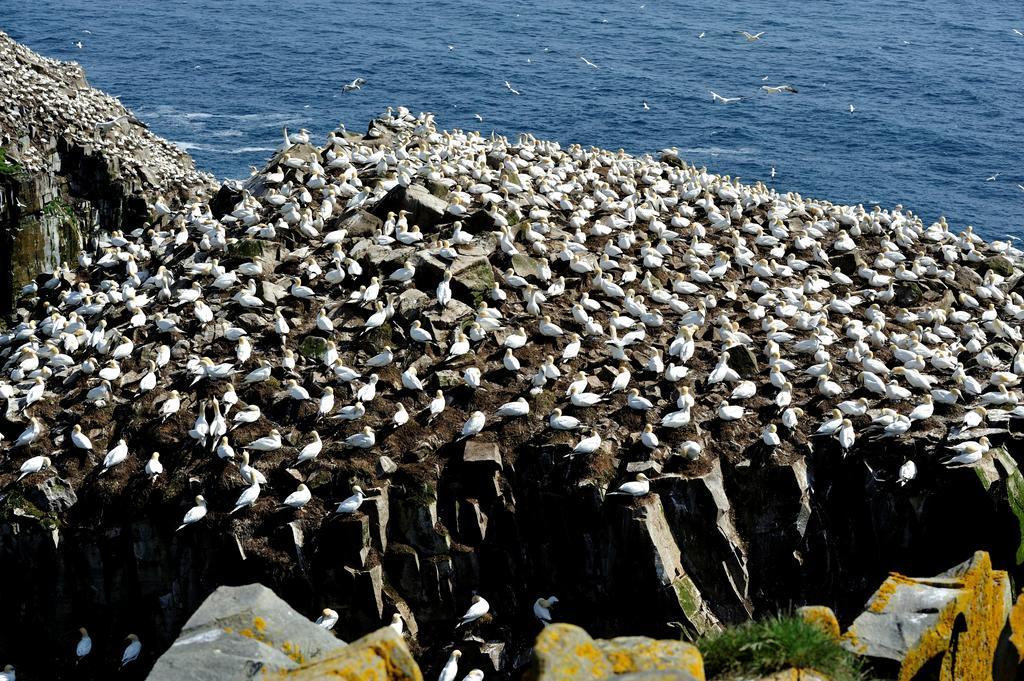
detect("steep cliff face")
[3,428,1022,679]
[0,31,213,315]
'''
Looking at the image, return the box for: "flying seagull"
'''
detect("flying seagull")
[740,31,765,41]
[762,84,798,94]
[642,100,650,110]
[710,90,741,104]
[580,56,600,69]
[1013,29,1023,37]
[698,31,705,39]
[504,80,521,95]
[474,113,484,122]
[342,78,366,92]
[849,104,856,113]
[986,173,1000,181]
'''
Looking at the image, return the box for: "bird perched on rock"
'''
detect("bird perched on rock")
[456,595,490,628]
[438,650,462,681]
[282,484,312,510]
[120,634,141,667]
[534,596,559,626]
[177,495,208,531]
[335,485,366,514]
[17,455,50,482]
[315,608,339,630]
[460,411,486,439]
[230,482,261,514]
[607,473,651,497]
[145,452,163,480]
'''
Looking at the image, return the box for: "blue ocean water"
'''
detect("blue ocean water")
[3,0,1023,238]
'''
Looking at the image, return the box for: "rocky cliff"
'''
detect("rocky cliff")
[2,35,1024,681]
[0,31,214,315]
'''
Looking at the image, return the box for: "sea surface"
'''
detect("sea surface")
[3,0,1023,238]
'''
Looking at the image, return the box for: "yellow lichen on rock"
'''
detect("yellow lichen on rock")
[528,623,704,680]
[275,626,421,680]
[843,551,1012,681]
[1008,592,1024,661]
[897,551,1011,681]
[796,606,840,641]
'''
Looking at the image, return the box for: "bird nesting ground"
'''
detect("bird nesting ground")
[0,31,212,195]
[2,102,1024,667]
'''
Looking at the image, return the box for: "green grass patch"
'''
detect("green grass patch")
[44,198,79,228]
[0,148,24,176]
[698,615,866,681]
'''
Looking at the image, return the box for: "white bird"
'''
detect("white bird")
[439,650,462,681]
[580,56,600,68]
[496,398,530,417]
[710,91,741,104]
[296,432,322,463]
[230,482,261,514]
[943,437,991,467]
[457,595,490,627]
[14,418,43,448]
[99,439,128,473]
[626,389,654,411]
[239,452,268,485]
[76,627,92,660]
[390,613,405,635]
[176,495,208,531]
[549,409,580,430]
[145,452,163,480]
[70,424,93,450]
[342,77,367,92]
[345,426,376,449]
[534,596,559,625]
[461,411,486,439]
[639,424,659,449]
[572,431,602,456]
[740,31,765,41]
[607,473,651,497]
[246,429,282,451]
[335,485,366,514]
[394,403,410,426]
[762,84,798,94]
[120,635,142,667]
[315,608,339,629]
[718,402,745,421]
[897,460,917,486]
